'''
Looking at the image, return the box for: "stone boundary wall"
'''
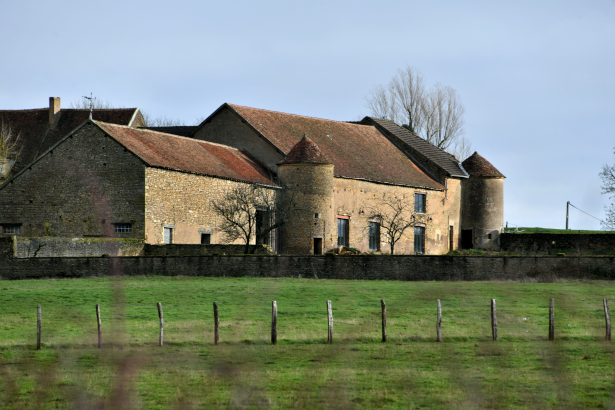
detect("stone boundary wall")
[1,255,613,281]
[501,233,615,255]
[11,237,144,258]
[142,244,273,256]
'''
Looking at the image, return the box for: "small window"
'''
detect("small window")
[2,224,21,234]
[369,222,380,251]
[337,218,349,247]
[201,233,211,245]
[113,223,132,233]
[163,227,173,244]
[415,193,426,213]
[414,226,425,254]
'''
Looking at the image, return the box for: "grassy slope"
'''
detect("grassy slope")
[1,277,615,408]
[503,227,614,234]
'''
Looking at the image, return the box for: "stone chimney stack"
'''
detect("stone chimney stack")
[49,97,60,128]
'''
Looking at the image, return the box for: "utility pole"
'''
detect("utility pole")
[566,201,570,230]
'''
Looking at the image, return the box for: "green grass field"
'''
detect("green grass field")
[1,277,615,408]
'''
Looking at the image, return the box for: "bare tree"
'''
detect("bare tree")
[70,97,186,127]
[141,112,185,127]
[366,191,417,255]
[211,184,293,254]
[70,97,117,109]
[365,66,471,160]
[0,120,21,179]
[600,149,615,230]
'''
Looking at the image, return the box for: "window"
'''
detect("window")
[337,217,349,247]
[415,193,426,213]
[201,233,211,245]
[414,226,425,254]
[163,227,173,244]
[1,224,21,234]
[113,223,132,233]
[369,222,380,251]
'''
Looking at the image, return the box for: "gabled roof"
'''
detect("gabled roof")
[364,117,468,179]
[95,122,277,186]
[279,135,332,165]
[207,104,442,190]
[461,152,505,178]
[0,107,141,173]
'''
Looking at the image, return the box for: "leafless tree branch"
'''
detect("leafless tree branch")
[366,191,416,255]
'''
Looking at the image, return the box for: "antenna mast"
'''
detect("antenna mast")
[82,92,96,120]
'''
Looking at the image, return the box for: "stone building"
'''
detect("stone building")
[0,97,145,183]
[0,101,504,254]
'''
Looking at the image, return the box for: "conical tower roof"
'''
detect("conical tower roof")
[278,134,332,165]
[462,152,505,178]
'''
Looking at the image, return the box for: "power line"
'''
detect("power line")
[569,202,603,222]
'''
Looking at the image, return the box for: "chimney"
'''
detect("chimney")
[49,97,60,128]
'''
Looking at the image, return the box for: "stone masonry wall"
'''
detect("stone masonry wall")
[332,178,461,255]
[1,255,613,281]
[0,122,146,238]
[144,168,279,245]
[501,233,615,255]
[13,237,144,258]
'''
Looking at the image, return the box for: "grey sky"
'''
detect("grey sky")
[2,0,614,230]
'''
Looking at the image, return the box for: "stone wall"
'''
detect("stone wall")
[1,254,613,281]
[501,233,615,255]
[12,237,143,258]
[144,168,279,245]
[142,244,273,256]
[0,122,146,238]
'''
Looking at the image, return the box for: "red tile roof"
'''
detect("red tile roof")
[461,152,505,178]
[279,135,332,165]
[0,107,140,173]
[226,104,443,190]
[95,122,277,186]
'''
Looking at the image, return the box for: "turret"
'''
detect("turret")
[460,152,505,250]
[277,135,335,254]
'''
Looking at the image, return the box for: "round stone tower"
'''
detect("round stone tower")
[460,152,505,250]
[277,135,335,255]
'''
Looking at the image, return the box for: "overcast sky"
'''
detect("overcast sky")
[2,0,614,230]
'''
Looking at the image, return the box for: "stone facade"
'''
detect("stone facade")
[0,122,146,239]
[144,168,278,245]
[461,177,504,250]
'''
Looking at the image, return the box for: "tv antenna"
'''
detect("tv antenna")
[82,92,96,120]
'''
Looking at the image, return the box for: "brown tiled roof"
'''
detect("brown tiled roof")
[141,126,198,137]
[0,107,140,173]
[95,122,277,186]
[461,152,505,178]
[364,118,468,178]
[225,104,442,190]
[279,135,332,165]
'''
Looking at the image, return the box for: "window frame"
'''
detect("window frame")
[113,223,132,234]
[368,221,380,251]
[414,193,426,214]
[163,225,174,244]
[414,225,425,254]
[337,217,349,247]
[1,224,21,234]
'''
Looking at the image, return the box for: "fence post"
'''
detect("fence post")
[272,301,278,345]
[381,299,387,343]
[157,302,164,347]
[437,299,442,342]
[213,301,219,345]
[327,300,333,344]
[549,298,555,341]
[96,304,102,348]
[491,299,498,341]
[37,305,42,350]
[604,299,611,341]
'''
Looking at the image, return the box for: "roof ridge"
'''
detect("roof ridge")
[0,108,48,112]
[96,121,243,152]
[228,103,369,128]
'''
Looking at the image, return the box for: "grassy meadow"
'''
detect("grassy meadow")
[1,277,615,408]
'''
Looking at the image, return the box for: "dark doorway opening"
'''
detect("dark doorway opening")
[449,226,454,250]
[314,238,323,255]
[461,229,473,249]
[201,233,211,245]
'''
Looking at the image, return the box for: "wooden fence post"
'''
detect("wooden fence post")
[213,301,219,345]
[436,299,442,342]
[549,298,555,341]
[491,299,498,341]
[604,299,611,341]
[157,302,164,347]
[381,299,387,343]
[327,300,333,344]
[272,301,278,345]
[36,305,42,350]
[96,304,102,348]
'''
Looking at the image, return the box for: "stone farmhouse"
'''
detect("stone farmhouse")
[0,98,505,254]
